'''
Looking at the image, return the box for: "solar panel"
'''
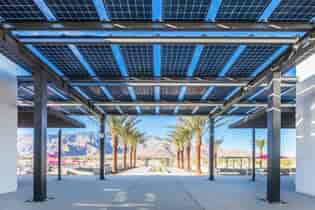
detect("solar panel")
[163,0,211,20]
[120,44,153,77]
[208,87,235,100]
[227,44,281,77]
[216,0,271,21]
[160,106,176,115]
[45,0,99,20]
[185,87,208,100]
[34,45,88,77]
[0,0,45,20]
[160,87,180,101]
[77,45,121,77]
[106,86,132,101]
[133,86,154,101]
[161,44,195,76]
[79,87,110,101]
[194,44,238,77]
[104,0,152,20]
[269,0,315,21]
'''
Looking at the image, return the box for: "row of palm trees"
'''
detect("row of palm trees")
[168,116,224,175]
[107,116,144,173]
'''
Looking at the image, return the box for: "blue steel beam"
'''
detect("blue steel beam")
[196,45,246,114]
[93,0,109,21]
[111,44,141,114]
[33,0,56,21]
[152,0,162,22]
[154,44,161,114]
[206,0,222,21]
[69,44,121,113]
[259,0,281,22]
[175,45,203,114]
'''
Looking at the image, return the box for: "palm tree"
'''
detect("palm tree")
[256,139,266,169]
[168,127,185,169]
[129,129,144,168]
[107,116,127,173]
[117,117,139,170]
[214,139,223,169]
[179,116,207,175]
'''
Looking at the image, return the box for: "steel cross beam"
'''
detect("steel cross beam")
[18,76,297,88]
[0,30,103,118]
[2,21,313,32]
[17,100,296,108]
[211,28,315,118]
[15,36,299,45]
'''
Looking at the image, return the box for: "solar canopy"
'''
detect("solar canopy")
[1,0,309,117]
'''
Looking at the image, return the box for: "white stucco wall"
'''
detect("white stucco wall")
[296,53,315,196]
[0,55,18,194]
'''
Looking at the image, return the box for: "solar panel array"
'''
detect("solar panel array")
[163,0,211,20]
[0,0,45,20]
[227,44,281,77]
[77,45,121,77]
[104,0,152,20]
[34,45,88,77]
[194,45,238,77]
[161,45,195,76]
[270,0,315,21]
[120,45,153,77]
[45,0,99,20]
[216,0,271,21]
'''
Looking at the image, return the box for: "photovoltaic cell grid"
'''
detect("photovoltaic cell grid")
[194,44,238,77]
[227,44,281,77]
[133,86,154,101]
[104,0,152,20]
[163,0,211,20]
[77,45,121,77]
[216,0,271,21]
[269,0,315,21]
[106,86,132,101]
[185,87,208,101]
[45,0,99,20]
[160,87,180,101]
[161,44,195,76]
[120,45,153,77]
[207,87,235,100]
[0,0,45,20]
[34,45,88,77]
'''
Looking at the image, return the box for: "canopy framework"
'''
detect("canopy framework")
[0,0,313,204]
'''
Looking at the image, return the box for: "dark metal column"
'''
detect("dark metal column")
[57,129,62,181]
[100,115,106,180]
[252,128,256,182]
[209,117,215,181]
[33,70,48,202]
[267,71,281,203]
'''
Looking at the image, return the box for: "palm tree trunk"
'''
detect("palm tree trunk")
[178,149,182,168]
[111,133,118,173]
[195,131,202,175]
[185,144,191,171]
[122,143,127,170]
[180,149,184,169]
[133,146,137,168]
[176,150,180,168]
[259,150,263,169]
[129,145,133,168]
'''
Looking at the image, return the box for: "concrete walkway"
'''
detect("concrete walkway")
[0,167,314,210]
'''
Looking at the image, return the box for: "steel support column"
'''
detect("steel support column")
[100,115,106,180]
[33,70,48,202]
[267,71,281,203]
[209,117,215,181]
[57,129,62,181]
[252,128,256,182]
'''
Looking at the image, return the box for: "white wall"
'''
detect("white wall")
[296,53,315,196]
[0,56,18,194]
